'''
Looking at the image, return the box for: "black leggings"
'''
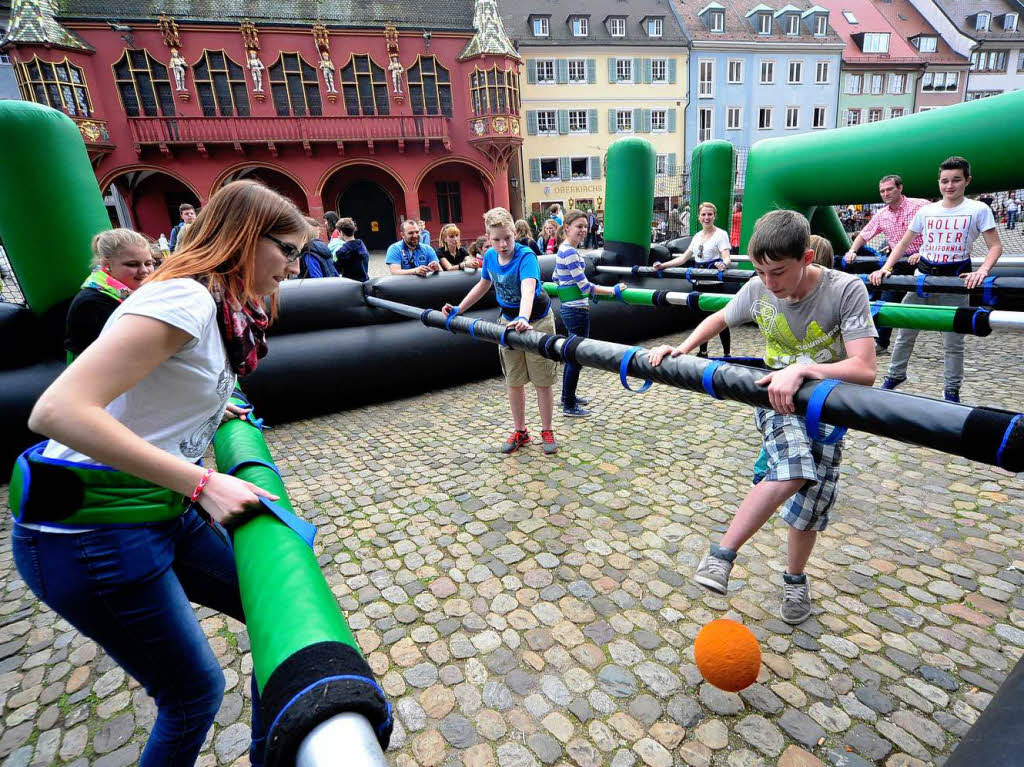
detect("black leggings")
[699,327,731,357]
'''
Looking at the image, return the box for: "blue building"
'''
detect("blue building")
[672,0,845,189]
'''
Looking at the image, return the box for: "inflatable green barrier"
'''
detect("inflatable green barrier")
[0,102,109,313]
[688,140,735,236]
[602,138,656,266]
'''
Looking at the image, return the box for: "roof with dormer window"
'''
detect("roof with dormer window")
[870,0,969,63]
[672,0,844,43]
[774,4,802,17]
[498,0,689,46]
[927,0,1024,42]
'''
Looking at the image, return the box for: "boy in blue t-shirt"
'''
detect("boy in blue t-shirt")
[443,207,558,455]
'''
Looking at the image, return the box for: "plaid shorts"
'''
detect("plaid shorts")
[752,408,843,532]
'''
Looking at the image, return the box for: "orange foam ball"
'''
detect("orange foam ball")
[694,618,762,692]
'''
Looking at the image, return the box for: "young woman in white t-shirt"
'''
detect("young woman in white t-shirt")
[652,201,733,356]
[14,181,305,765]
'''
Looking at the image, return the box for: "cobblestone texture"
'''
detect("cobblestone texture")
[0,322,1021,766]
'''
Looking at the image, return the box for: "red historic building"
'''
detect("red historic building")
[3,0,524,249]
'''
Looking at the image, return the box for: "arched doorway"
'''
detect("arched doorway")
[416,159,492,241]
[102,169,201,240]
[336,180,397,251]
[217,166,309,214]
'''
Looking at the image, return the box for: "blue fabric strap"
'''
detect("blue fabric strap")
[242,412,265,431]
[916,273,929,298]
[684,268,694,282]
[996,414,1023,469]
[858,274,870,285]
[702,360,724,399]
[655,268,663,279]
[631,265,640,276]
[614,284,626,302]
[870,300,884,318]
[444,307,460,332]
[716,269,724,281]
[983,275,997,306]
[255,497,317,547]
[498,324,513,348]
[468,319,480,339]
[618,346,652,393]
[419,308,432,325]
[805,379,847,445]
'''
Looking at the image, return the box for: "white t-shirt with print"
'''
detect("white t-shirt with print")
[909,198,996,265]
[44,278,235,465]
[690,228,731,265]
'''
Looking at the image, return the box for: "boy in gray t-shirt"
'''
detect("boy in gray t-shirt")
[649,210,877,624]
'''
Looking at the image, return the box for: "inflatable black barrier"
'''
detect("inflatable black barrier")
[0,255,696,468]
[944,654,1024,767]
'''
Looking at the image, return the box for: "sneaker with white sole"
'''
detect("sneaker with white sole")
[693,552,733,595]
[780,576,812,624]
[562,405,592,418]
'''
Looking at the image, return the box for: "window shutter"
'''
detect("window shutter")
[556,59,569,84]
[642,109,652,132]
[667,153,677,176]
[633,57,642,81]
[529,158,541,183]
[590,156,602,179]
[667,109,677,132]
[634,107,643,132]
[588,108,598,133]
[527,110,538,135]
[559,157,572,181]
[608,58,617,83]
[587,58,597,84]
[527,60,537,84]
[668,58,678,84]
[557,109,569,134]
[608,109,617,133]
[644,58,653,83]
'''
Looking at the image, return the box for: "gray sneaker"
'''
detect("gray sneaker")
[780,576,812,624]
[693,553,733,595]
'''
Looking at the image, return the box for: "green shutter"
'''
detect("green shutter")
[559,157,571,181]
[587,58,597,84]
[633,57,642,82]
[634,107,643,132]
[668,59,678,84]
[557,109,569,135]
[527,110,538,135]
[667,153,677,176]
[608,58,617,83]
[527,60,537,84]
[667,109,677,132]
[590,156,602,179]
[608,109,617,133]
[643,109,652,132]
[588,108,598,133]
[644,58,653,84]
[529,158,541,183]
[556,59,569,84]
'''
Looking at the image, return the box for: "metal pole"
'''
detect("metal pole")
[988,310,1024,331]
[726,254,1024,268]
[296,713,389,767]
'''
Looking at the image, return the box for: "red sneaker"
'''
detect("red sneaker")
[501,430,530,454]
[540,430,558,455]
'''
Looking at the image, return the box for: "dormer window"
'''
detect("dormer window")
[976,12,990,31]
[608,17,626,37]
[647,17,664,37]
[746,5,774,34]
[758,13,772,34]
[815,15,828,34]
[571,16,589,37]
[532,16,549,37]
[1004,13,1018,31]
[916,35,937,52]
[843,11,858,24]
[862,32,890,53]
[711,11,725,31]
[785,14,799,34]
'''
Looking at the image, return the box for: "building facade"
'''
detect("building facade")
[2,0,524,248]
[0,12,21,99]
[673,0,844,189]
[500,1,689,218]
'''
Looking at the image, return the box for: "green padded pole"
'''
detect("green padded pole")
[740,91,1024,253]
[688,141,735,234]
[213,394,358,690]
[809,205,852,257]
[603,138,656,266]
[0,102,110,313]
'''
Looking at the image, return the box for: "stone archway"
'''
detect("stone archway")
[321,163,406,250]
[101,168,201,240]
[415,159,492,240]
[216,166,310,214]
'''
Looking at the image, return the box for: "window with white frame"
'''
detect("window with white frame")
[863,33,889,53]
[568,110,588,132]
[533,17,549,37]
[710,11,725,32]
[651,58,668,83]
[0,53,9,64]
[1019,51,1024,70]
[570,157,590,179]
[1004,13,1017,31]
[971,50,1006,72]
[868,107,883,123]
[540,158,558,180]
[758,107,773,129]
[815,15,828,35]
[976,12,990,31]
[760,60,775,84]
[757,13,772,34]
[870,74,883,94]
[812,106,827,128]
[923,71,958,91]
[651,109,667,131]
[616,109,633,132]
[728,60,743,83]
[786,14,799,34]
[845,108,861,126]
[890,107,904,118]
[917,35,937,52]
[698,108,713,142]
[843,11,858,23]
[786,106,799,128]
[699,60,714,96]
[568,59,586,83]
[572,17,588,37]
[845,73,862,94]
[648,18,664,37]
[727,106,741,130]
[616,58,633,83]
[888,73,906,93]
[609,17,626,37]
[815,61,829,83]
[537,110,556,133]
[788,61,802,83]
[536,60,555,83]
[656,154,668,175]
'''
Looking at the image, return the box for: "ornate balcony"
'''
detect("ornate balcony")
[126,115,452,158]
[466,113,522,167]
[73,118,115,165]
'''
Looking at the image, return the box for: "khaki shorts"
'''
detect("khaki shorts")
[498,311,558,388]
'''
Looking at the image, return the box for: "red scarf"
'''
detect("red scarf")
[209,283,268,376]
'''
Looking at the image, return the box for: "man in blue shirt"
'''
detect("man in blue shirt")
[386,220,440,277]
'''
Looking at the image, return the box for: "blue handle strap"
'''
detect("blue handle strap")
[614,284,626,302]
[468,318,480,339]
[444,307,460,332]
[631,265,640,276]
[684,268,694,282]
[242,412,265,431]
[916,274,929,298]
[858,274,870,285]
[702,360,724,399]
[255,497,317,547]
[498,324,512,348]
[983,275,997,306]
[618,346,652,393]
[805,379,847,445]
[996,414,1023,469]
[870,300,884,318]
[224,458,281,479]
[655,268,664,279]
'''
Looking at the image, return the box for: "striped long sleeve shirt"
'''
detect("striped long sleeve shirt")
[554,242,593,309]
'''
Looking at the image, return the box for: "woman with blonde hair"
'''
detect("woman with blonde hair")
[437,223,476,270]
[540,218,558,254]
[13,180,306,766]
[515,219,542,255]
[809,234,835,269]
[64,228,156,360]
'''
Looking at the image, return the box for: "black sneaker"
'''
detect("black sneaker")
[944,388,960,403]
[562,405,592,418]
[880,376,905,390]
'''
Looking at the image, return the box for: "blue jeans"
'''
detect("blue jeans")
[871,289,901,348]
[12,510,265,766]
[560,305,590,408]
[1008,210,1017,230]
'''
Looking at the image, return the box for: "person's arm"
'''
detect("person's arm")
[29,315,276,523]
[443,278,492,316]
[962,227,1002,289]
[648,310,730,366]
[653,247,694,271]
[439,256,456,271]
[717,237,732,269]
[869,228,917,285]
[755,337,876,415]
[844,232,867,265]
[512,278,537,331]
[169,224,179,252]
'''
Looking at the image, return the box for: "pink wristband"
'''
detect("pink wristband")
[190,469,214,503]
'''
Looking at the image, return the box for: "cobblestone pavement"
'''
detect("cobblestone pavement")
[0,324,1021,767]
